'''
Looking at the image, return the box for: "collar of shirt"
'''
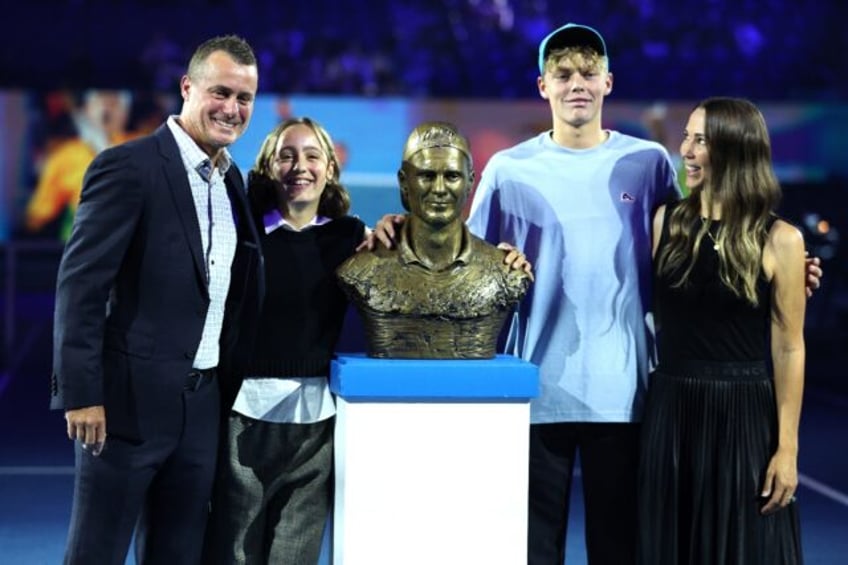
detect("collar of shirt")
[263,208,331,234]
[397,220,473,268]
[166,116,232,178]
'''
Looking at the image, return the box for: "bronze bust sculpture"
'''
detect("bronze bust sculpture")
[336,122,531,358]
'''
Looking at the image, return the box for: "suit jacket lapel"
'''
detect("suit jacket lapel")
[155,125,209,297]
[224,166,249,229]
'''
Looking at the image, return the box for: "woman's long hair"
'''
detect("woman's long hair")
[247,116,351,219]
[655,97,781,306]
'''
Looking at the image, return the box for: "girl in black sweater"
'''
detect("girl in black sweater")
[206,117,365,564]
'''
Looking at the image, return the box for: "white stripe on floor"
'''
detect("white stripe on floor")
[799,473,848,507]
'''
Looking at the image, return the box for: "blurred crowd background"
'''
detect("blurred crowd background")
[3,0,845,100]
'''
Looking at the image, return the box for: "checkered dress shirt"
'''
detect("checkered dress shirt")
[167,116,238,370]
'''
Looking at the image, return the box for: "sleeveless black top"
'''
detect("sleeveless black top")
[655,203,774,365]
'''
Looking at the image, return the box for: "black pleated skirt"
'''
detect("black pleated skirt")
[637,360,803,565]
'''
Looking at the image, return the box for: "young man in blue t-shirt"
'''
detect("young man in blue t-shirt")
[466,23,678,564]
[372,22,821,565]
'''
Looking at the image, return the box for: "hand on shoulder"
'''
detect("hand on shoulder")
[497,242,534,282]
[356,214,405,252]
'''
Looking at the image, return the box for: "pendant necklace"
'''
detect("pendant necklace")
[701,217,720,250]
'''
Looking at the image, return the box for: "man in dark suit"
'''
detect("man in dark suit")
[51,35,263,565]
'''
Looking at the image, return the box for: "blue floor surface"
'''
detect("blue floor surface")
[1,381,846,563]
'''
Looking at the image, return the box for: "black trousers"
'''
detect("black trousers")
[528,422,640,565]
[62,374,220,565]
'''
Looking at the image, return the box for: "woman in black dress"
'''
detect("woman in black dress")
[639,97,805,564]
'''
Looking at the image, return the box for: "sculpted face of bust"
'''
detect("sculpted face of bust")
[335,120,531,359]
[399,146,472,228]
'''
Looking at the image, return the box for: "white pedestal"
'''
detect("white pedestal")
[330,354,538,565]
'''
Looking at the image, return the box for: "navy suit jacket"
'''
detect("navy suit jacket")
[51,124,263,441]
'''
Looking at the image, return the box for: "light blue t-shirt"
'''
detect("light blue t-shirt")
[467,130,680,424]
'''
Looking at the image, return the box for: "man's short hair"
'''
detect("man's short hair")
[187,35,256,79]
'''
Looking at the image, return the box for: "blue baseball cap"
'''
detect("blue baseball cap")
[537,23,608,73]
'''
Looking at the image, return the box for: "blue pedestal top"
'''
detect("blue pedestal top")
[330,353,539,401]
